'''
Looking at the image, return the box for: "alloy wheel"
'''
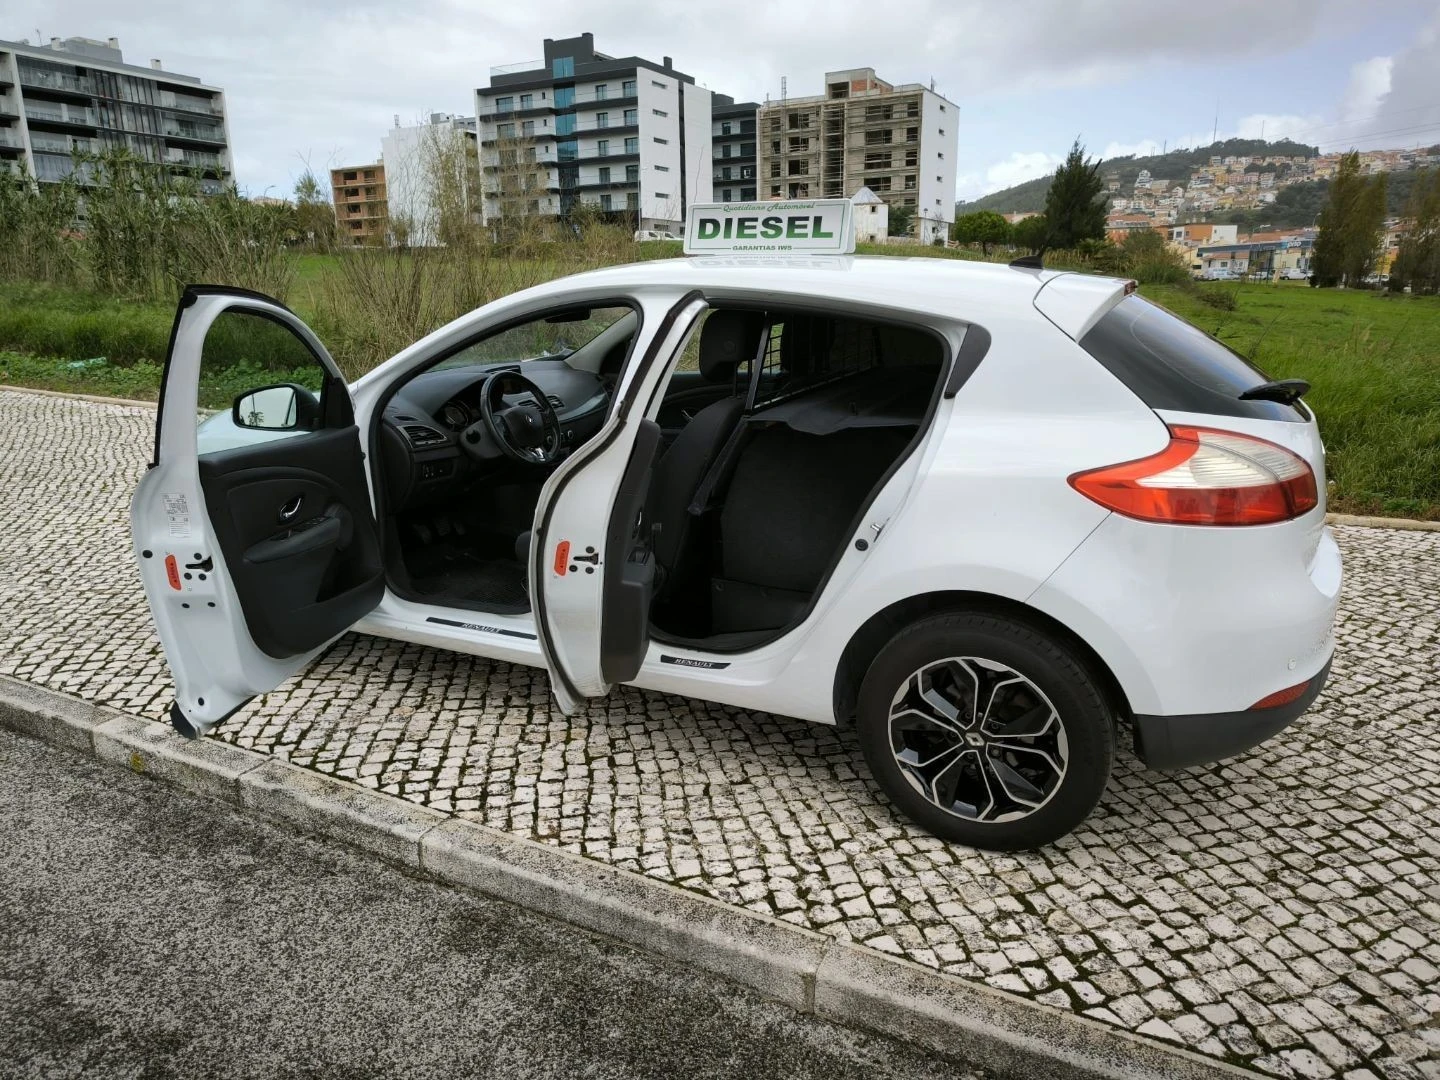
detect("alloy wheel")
[888,656,1069,823]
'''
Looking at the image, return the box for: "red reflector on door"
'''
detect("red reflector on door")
[553,540,571,576]
[164,554,182,590]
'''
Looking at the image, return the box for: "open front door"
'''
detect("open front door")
[131,286,384,738]
[532,293,707,713]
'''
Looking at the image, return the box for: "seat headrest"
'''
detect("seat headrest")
[699,310,767,383]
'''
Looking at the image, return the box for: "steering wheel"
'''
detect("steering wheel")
[469,371,562,466]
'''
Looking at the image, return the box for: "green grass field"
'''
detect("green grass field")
[1,265,1436,518]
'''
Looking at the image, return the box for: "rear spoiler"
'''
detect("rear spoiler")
[1032,273,1134,341]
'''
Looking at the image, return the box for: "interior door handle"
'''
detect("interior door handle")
[278,495,304,522]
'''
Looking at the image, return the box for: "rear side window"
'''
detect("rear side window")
[1079,295,1304,423]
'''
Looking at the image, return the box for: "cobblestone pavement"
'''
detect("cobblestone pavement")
[2,388,1437,1080]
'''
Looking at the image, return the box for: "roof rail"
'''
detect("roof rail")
[1009,254,1044,270]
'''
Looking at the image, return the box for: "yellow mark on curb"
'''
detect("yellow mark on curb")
[128,751,145,773]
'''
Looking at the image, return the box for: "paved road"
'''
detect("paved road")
[2,388,1439,1080]
[0,727,993,1080]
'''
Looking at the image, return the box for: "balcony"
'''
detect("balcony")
[490,59,543,77]
[163,120,227,144]
[161,93,223,117]
[26,104,96,127]
[19,66,92,96]
[28,132,93,154]
[167,149,224,172]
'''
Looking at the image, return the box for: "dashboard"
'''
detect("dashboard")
[378,358,612,512]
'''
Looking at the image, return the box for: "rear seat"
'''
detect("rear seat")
[709,424,914,633]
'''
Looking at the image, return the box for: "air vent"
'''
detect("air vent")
[394,413,421,422]
[546,395,564,410]
[403,424,448,448]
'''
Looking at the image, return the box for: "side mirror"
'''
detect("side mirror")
[232,383,319,431]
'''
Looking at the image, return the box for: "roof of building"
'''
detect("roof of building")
[851,186,885,205]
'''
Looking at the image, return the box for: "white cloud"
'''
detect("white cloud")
[1340,56,1394,122]
[956,150,1065,200]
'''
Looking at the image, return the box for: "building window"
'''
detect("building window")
[655,191,670,199]
[555,86,575,108]
[740,166,754,179]
[495,96,513,112]
[770,140,780,154]
[596,138,610,156]
[497,123,516,138]
[722,189,733,202]
[654,136,668,145]
[938,128,944,136]
[522,121,535,136]
[655,163,669,171]
[596,112,610,128]
[787,160,808,176]
[623,79,636,96]
[601,193,613,211]
[721,167,732,180]
[721,121,732,136]
[623,108,637,125]
[624,137,638,153]
[595,84,608,100]
[520,94,533,109]
[557,113,576,135]
[652,79,666,88]
[770,163,780,178]
[652,108,667,117]
[771,184,782,196]
[599,166,610,183]
[552,57,574,78]
[905,175,916,189]
[625,164,639,182]
[342,171,357,181]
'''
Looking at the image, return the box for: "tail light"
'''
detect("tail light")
[1069,425,1318,526]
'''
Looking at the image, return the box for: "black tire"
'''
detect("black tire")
[856,612,1114,851]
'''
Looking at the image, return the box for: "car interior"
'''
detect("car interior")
[372,302,947,651]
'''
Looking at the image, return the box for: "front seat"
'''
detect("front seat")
[645,309,767,598]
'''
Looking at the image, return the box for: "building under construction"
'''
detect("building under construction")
[756,68,958,245]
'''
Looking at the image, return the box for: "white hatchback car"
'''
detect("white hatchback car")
[131,255,1340,850]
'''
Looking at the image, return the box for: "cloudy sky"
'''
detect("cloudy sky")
[8,0,1440,201]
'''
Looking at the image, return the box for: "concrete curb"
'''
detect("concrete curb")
[1326,512,1440,532]
[0,674,1259,1080]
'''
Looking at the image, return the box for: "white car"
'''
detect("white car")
[131,254,1340,850]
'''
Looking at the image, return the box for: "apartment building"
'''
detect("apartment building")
[330,162,387,246]
[475,33,712,232]
[381,112,479,245]
[711,95,757,203]
[0,35,232,190]
[757,68,958,244]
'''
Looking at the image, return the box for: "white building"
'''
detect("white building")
[380,112,478,245]
[852,185,888,243]
[475,33,713,232]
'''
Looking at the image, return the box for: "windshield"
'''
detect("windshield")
[433,306,634,371]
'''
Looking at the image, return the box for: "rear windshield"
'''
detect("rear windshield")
[1079,295,1305,423]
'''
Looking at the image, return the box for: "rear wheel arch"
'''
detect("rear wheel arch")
[831,590,1133,728]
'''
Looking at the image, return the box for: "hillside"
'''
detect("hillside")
[960,137,1320,214]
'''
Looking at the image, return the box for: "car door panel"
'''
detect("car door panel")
[198,426,383,658]
[532,292,708,712]
[132,287,384,738]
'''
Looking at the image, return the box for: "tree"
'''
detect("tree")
[1312,151,1386,287]
[951,210,1011,254]
[292,169,335,250]
[1011,214,1049,253]
[1042,140,1106,250]
[1391,168,1440,294]
[888,202,914,238]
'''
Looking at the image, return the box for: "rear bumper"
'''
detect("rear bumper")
[1133,656,1331,769]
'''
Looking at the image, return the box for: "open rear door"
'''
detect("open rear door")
[531,293,707,713]
[131,286,384,737]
